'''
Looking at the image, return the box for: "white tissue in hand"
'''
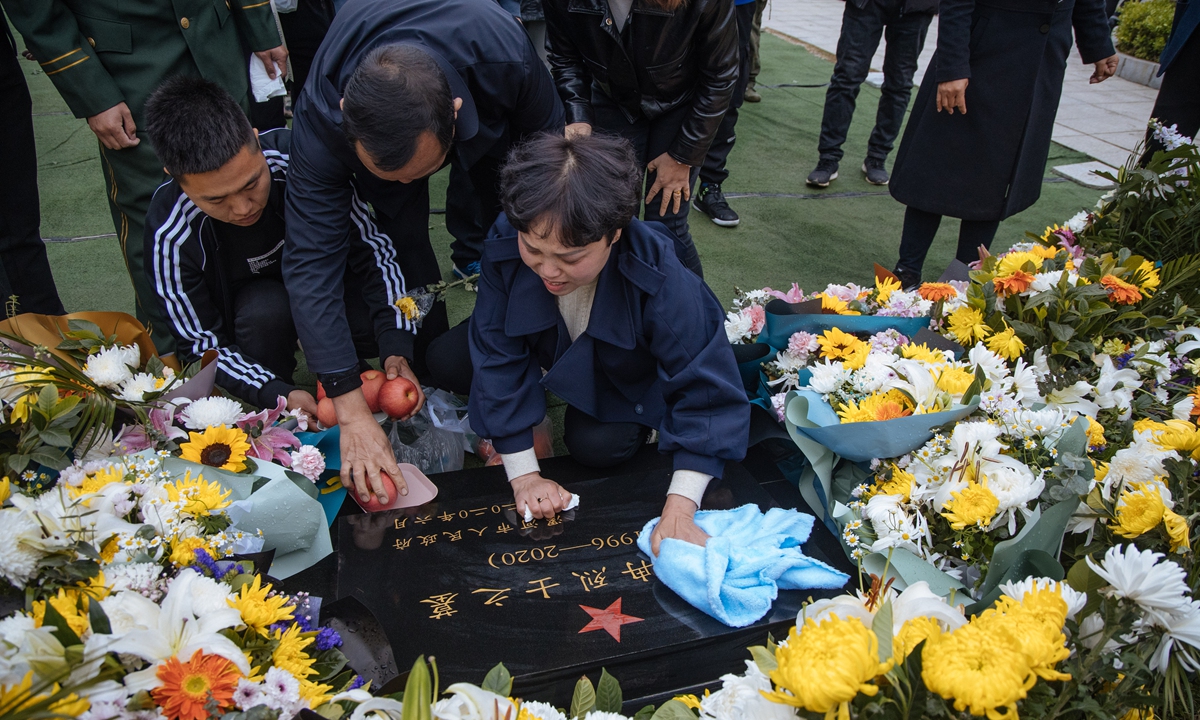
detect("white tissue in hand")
[249,55,287,103]
[523,492,580,523]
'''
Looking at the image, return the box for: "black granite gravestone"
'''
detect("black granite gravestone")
[335,448,853,709]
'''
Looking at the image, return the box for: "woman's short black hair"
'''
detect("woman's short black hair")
[500,132,642,247]
[144,76,257,177]
[341,44,455,172]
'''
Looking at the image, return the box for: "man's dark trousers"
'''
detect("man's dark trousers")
[699,1,756,185]
[0,26,65,317]
[817,0,932,164]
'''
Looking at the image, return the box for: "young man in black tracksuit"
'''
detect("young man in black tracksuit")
[142,76,410,417]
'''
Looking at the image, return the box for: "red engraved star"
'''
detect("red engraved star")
[577,598,643,642]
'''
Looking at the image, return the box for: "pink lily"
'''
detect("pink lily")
[115,405,188,453]
[764,283,804,303]
[236,396,300,465]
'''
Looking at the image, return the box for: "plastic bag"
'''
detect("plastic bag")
[388,390,466,475]
[472,415,554,466]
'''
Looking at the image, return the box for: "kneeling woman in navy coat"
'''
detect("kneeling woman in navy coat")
[460,132,750,553]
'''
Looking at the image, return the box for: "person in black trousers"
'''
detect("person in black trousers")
[1146,0,1199,155]
[544,0,740,276]
[805,0,937,189]
[888,0,1117,288]
[0,22,66,318]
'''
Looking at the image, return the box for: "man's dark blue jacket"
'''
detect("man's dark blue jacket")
[283,0,564,376]
[468,215,750,478]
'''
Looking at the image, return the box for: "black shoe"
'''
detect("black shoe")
[862,157,889,185]
[893,266,921,291]
[806,159,839,188]
[693,183,740,227]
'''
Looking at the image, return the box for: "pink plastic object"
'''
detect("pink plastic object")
[350,463,439,512]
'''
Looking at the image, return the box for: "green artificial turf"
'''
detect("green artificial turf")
[22,30,1109,322]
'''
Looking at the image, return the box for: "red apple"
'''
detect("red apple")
[360,369,385,413]
[316,397,338,428]
[361,472,398,512]
[379,376,419,419]
[316,380,326,401]
[485,454,504,467]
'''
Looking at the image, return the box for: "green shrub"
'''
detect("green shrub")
[1115,0,1175,62]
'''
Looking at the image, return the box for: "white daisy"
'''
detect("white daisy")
[1087,545,1194,626]
[518,701,569,720]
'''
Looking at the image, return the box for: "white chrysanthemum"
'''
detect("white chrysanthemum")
[117,373,162,403]
[1065,210,1090,233]
[948,421,1004,459]
[1008,358,1041,406]
[724,310,753,344]
[518,701,569,720]
[583,712,632,720]
[179,396,245,430]
[983,456,1044,513]
[807,359,847,395]
[0,508,46,587]
[0,613,35,650]
[1151,603,1200,672]
[116,344,141,368]
[83,345,135,389]
[699,660,796,720]
[999,577,1087,619]
[99,590,159,636]
[772,350,809,373]
[260,666,305,716]
[1088,545,1194,626]
[233,678,266,711]
[1105,431,1178,496]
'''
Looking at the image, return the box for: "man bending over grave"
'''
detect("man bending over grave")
[427,132,751,554]
[142,77,410,421]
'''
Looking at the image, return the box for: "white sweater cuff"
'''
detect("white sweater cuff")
[667,469,712,508]
[501,448,540,482]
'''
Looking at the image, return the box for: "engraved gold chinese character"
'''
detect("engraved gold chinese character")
[468,527,487,537]
[572,567,608,592]
[444,530,463,542]
[415,515,433,525]
[496,523,514,534]
[622,560,654,583]
[471,587,512,606]
[525,577,560,599]
[420,593,458,619]
[419,534,438,546]
[393,518,407,530]
[520,519,538,530]
[393,538,411,551]
[438,511,455,523]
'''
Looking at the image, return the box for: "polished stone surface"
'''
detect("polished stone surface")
[334,446,853,706]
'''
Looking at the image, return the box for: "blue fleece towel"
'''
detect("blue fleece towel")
[638,504,850,627]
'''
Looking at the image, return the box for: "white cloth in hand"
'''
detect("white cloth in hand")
[523,492,580,523]
[250,55,287,103]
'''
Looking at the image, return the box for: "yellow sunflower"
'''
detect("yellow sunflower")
[179,426,251,472]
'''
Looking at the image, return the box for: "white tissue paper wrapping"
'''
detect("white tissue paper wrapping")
[523,492,581,523]
[250,55,287,103]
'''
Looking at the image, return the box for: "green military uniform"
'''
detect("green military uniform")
[1,0,281,353]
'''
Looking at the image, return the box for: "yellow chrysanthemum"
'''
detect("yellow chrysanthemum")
[1114,481,1166,539]
[272,625,318,681]
[1154,425,1200,461]
[165,471,232,515]
[977,593,1071,682]
[99,535,120,563]
[894,616,942,663]
[169,536,215,567]
[941,480,999,531]
[68,465,129,499]
[1120,709,1155,720]
[1134,260,1160,293]
[947,306,991,344]
[838,390,914,424]
[875,275,902,303]
[32,589,89,638]
[901,343,949,364]
[1163,509,1191,553]
[936,366,976,397]
[1085,416,1106,450]
[987,326,1026,362]
[1029,244,1061,260]
[230,575,295,635]
[395,296,421,321]
[298,677,334,709]
[765,615,893,720]
[818,328,869,363]
[875,464,914,502]
[922,622,1037,720]
[997,251,1044,276]
[178,426,251,473]
[674,694,702,710]
[0,672,89,717]
[1094,461,1109,485]
[0,477,10,505]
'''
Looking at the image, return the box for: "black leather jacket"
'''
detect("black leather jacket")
[544,0,739,167]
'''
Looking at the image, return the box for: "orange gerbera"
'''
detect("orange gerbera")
[1100,275,1143,305]
[152,651,240,720]
[1191,387,1200,420]
[918,282,958,302]
[993,270,1034,296]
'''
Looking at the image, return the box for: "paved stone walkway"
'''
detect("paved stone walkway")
[763,0,1159,167]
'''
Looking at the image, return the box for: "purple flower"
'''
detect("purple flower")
[315,626,342,651]
[237,396,301,465]
[350,675,366,690]
[115,405,188,453]
[763,283,804,303]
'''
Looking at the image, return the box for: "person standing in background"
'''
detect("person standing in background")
[887,0,1117,288]
[745,0,768,102]
[544,0,740,277]
[2,0,286,353]
[0,20,66,317]
[1146,0,1199,154]
[693,0,758,228]
[804,0,937,189]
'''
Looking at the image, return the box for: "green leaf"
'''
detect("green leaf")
[37,428,72,448]
[595,669,623,714]
[401,656,432,720]
[37,383,58,413]
[1048,321,1076,342]
[748,645,779,675]
[66,319,106,340]
[41,600,82,647]
[1066,557,1109,594]
[570,676,596,720]
[1056,417,1089,458]
[88,598,112,635]
[649,699,695,720]
[632,705,657,720]
[482,663,513,697]
[872,599,894,664]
